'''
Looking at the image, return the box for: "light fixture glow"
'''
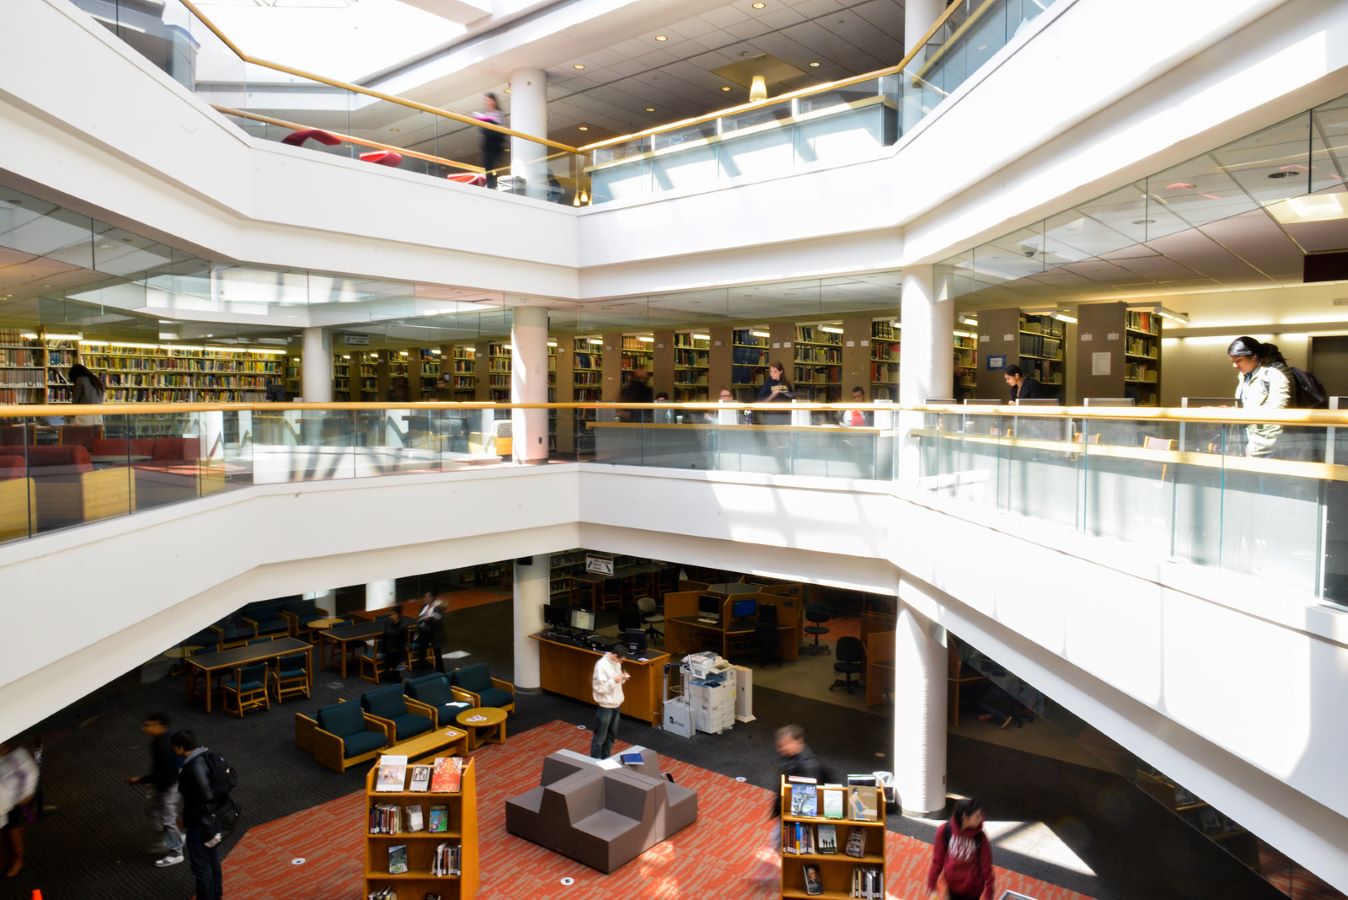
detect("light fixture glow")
[749,74,768,102]
[547,340,558,348]
[645,107,655,113]
[819,325,844,334]
[720,85,732,92]
[431,348,442,355]
[1154,307,1189,325]
[578,125,589,132]
[1052,312,1078,324]
[79,339,285,354]
[752,1,766,7]
[1268,192,1348,224]
[38,332,84,341]
[573,63,586,70]
[158,332,179,340]
[654,34,667,41]
[959,316,978,327]
[692,333,711,341]
[952,329,977,338]
[750,329,770,338]
[588,337,604,345]
[808,61,821,68]
[637,335,655,343]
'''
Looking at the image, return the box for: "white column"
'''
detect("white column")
[904,0,946,52]
[898,264,953,482]
[511,306,549,464]
[512,557,547,689]
[893,600,947,816]
[365,579,396,611]
[304,589,335,615]
[301,327,333,402]
[509,67,548,200]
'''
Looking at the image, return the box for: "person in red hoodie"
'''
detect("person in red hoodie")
[927,797,994,900]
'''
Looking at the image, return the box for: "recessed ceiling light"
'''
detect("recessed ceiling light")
[645,107,655,112]
[808,61,821,67]
[752,1,766,7]
[573,63,586,70]
[1267,171,1291,179]
[578,125,589,131]
[720,85,732,92]
[654,34,667,41]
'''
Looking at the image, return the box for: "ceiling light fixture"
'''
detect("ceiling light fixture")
[578,125,589,132]
[720,85,732,92]
[1154,307,1189,325]
[637,335,655,343]
[819,325,844,334]
[588,337,604,345]
[750,329,770,338]
[547,340,558,348]
[752,1,766,8]
[1052,312,1078,324]
[692,333,711,341]
[654,34,667,41]
[959,316,978,327]
[952,329,976,338]
[573,63,586,70]
[749,74,768,102]
[808,61,821,68]
[645,107,655,112]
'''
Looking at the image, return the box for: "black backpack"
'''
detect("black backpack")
[204,751,237,796]
[1286,366,1329,409]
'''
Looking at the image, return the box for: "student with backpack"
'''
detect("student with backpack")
[927,797,994,900]
[1226,336,1328,459]
[171,730,239,900]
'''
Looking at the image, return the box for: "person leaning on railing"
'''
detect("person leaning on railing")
[475,93,506,190]
[1227,336,1291,458]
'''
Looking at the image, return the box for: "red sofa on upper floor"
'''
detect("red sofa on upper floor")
[0,453,35,542]
[0,444,133,529]
[89,436,224,508]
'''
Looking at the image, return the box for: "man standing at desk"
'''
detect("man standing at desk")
[590,648,630,759]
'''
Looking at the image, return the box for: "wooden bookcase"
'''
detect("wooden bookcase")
[973,308,1067,401]
[778,777,887,899]
[378,350,411,402]
[547,340,558,453]
[620,333,655,393]
[77,341,284,403]
[572,336,603,456]
[793,323,844,402]
[1074,303,1162,406]
[283,354,301,399]
[953,329,977,402]
[0,330,45,405]
[410,349,440,401]
[364,757,478,900]
[487,342,512,404]
[730,327,770,401]
[869,320,900,401]
[356,353,379,401]
[672,331,711,402]
[333,353,352,401]
[445,344,478,401]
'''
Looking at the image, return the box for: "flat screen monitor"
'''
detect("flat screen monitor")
[731,598,758,619]
[570,609,595,632]
[697,594,721,618]
[618,628,648,653]
[1015,397,1060,406]
[964,398,1003,405]
[543,605,569,629]
[759,604,778,626]
[1082,397,1137,407]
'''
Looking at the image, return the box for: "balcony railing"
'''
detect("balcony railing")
[68,0,1057,206]
[2,400,1345,610]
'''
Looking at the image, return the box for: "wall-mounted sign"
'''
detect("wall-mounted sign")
[987,354,1007,371]
[585,554,614,576]
[342,333,370,346]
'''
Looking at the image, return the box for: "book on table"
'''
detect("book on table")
[408,764,432,792]
[430,756,465,793]
[387,843,408,875]
[374,755,409,793]
[790,783,818,818]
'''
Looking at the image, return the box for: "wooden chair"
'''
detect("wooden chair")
[295,701,392,772]
[1144,435,1178,481]
[269,651,310,703]
[221,662,270,717]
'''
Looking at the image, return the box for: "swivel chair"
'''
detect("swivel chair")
[637,596,664,641]
[830,637,864,693]
[803,604,832,655]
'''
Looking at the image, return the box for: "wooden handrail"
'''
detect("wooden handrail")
[214,107,484,173]
[3,401,1347,428]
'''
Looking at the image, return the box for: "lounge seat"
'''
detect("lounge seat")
[0,454,35,542]
[0,444,133,529]
[404,673,471,728]
[295,700,391,772]
[451,663,516,713]
[362,683,433,741]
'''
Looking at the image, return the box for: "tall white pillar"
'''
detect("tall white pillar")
[511,306,549,464]
[509,67,548,200]
[904,0,946,52]
[893,599,947,815]
[302,327,333,402]
[304,589,335,615]
[898,264,953,482]
[365,579,396,611]
[512,557,547,689]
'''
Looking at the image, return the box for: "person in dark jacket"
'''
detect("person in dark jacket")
[68,359,105,425]
[755,362,793,403]
[927,797,995,900]
[475,92,506,189]
[381,609,409,673]
[171,730,224,900]
[127,712,183,867]
[756,724,827,883]
[415,592,446,673]
[1002,364,1041,402]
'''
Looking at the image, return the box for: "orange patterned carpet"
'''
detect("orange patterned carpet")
[224,720,1093,899]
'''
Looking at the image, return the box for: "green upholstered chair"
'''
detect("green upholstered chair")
[297,701,390,772]
[403,673,471,728]
[361,684,433,741]
[269,650,310,703]
[451,663,516,714]
[220,662,270,718]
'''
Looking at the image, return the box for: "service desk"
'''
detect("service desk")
[531,634,668,725]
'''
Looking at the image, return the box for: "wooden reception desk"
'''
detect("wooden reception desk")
[532,634,669,725]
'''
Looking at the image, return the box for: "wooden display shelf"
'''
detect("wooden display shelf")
[364,755,478,898]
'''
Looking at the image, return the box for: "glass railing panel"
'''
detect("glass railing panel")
[999,412,1079,528]
[916,408,1007,508]
[1078,417,1180,556]
[794,77,897,168]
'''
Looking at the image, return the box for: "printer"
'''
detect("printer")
[681,651,731,680]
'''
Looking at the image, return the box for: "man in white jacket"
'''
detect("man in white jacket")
[590,649,630,759]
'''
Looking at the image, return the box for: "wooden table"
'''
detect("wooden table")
[664,615,797,662]
[307,617,345,630]
[388,725,470,762]
[319,620,400,677]
[532,634,669,725]
[186,637,312,713]
[455,707,507,750]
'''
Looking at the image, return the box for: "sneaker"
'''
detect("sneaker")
[154,854,184,868]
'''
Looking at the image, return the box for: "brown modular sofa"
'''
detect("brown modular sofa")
[505,747,697,873]
[0,454,35,541]
[0,445,133,529]
[89,437,226,508]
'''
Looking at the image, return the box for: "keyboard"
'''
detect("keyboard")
[696,618,718,625]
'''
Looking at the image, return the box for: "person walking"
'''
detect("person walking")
[589,647,629,759]
[475,93,506,190]
[172,730,227,900]
[757,724,826,883]
[416,591,446,673]
[927,797,995,900]
[69,356,106,425]
[0,740,39,878]
[127,712,184,867]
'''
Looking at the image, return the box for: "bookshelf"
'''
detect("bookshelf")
[549,549,586,602]
[572,336,603,456]
[0,330,45,405]
[447,345,478,401]
[358,353,379,401]
[412,349,441,400]
[334,354,352,401]
[953,329,977,402]
[869,320,900,401]
[973,308,1068,400]
[364,757,479,900]
[380,350,411,402]
[284,354,302,398]
[77,340,284,403]
[488,341,512,405]
[548,340,558,452]
[672,331,711,402]
[729,327,770,401]
[1074,303,1162,406]
[621,334,655,392]
[793,324,843,402]
[778,777,887,899]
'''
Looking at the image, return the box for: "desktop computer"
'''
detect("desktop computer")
[696,593,722,625]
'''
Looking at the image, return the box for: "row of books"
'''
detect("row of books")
[489,375,509,387]
[621,337,651,351]
[732,346,769,365]
[795,346,842,364]
[1018,333,1062,358]
[732,329,769,347]
[0,388,43,403]
[795,326,842,346]
[871,341,899,361]
[374,755,466,794]
[0,329,33,345]
[1124,362,1158,382]
[0,350,41,366]
[673,371,707,385]
[674,334,709,348]
[870,362,898,382]
[1126,310,1159,334]
[103,374,272,388]
[572,352,600,370]
[794,365,840,384]
[1125,336,1157,357]
[783,821,869,856]
[106,389,266,402]
[674,349,709,367]
[430,842,462,876]
[871,322,899,340]
[0,371,42,385]
[369,803,453,835]
[788,783,881,821]
[1021,315,1066,337]
[573,371,601,385]
[82,356,283,371]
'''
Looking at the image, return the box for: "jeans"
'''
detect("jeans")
[185,822,222,900]
[146,786,183,853]
[590,705,620,759]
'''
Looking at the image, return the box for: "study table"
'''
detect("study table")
[186,637,312,714]
[531,634,669,725]
[319,620,406,678]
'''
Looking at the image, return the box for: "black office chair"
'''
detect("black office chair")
[830,636,864,693]
[617,605,643,633]
[751,622,783,667]
[803,604,831,655]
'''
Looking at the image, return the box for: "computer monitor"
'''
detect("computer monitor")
[570,609,595,632]
[1082,397,1137,407]
[1015,397,1061,406]
[542,604,569,629]
[731,597,757,620]
[759,604,778,626]
[697,594,721,619]
[618,628,648,653]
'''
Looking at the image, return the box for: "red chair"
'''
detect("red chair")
[447,172,487,187]
[359,151,403,167]
[58,424,103,451]
[282,129,341,147]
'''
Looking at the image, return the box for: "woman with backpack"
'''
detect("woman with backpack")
[927,797,994,900]
[1227,336,1293,458]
